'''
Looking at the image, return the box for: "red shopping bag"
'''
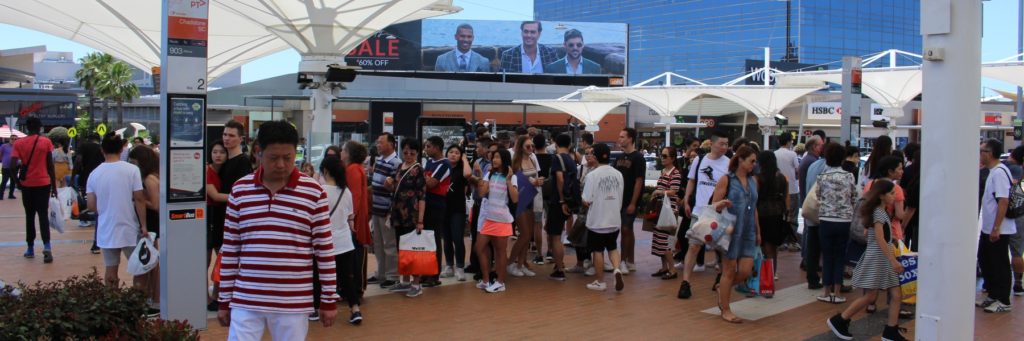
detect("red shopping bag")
[398,230,439,276]
[211,252,222,283]
[759,258,775,297]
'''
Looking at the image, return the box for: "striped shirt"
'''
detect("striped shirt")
[218,167,339,313]
[371,152,402,216]
[424,157,452,209]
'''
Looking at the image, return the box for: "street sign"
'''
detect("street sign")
[67,127,77,138]
[96,123,107,136]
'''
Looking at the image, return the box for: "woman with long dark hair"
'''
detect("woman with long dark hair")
[756,150,789,291]
[442,144,472,281]
[710,146,760,323]
[650,146,682,280]
[509,135,543,277]
[315,155,364,325]
[475,149,518,293]
[861,135,893,187]
[205,140,228,311]
[128,145,161,309]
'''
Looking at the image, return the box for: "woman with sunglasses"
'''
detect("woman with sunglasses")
[508,135,544,277]
[650,147,682,280]
[710,146,761,323]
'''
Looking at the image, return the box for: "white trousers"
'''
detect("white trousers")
[228,308,309,341]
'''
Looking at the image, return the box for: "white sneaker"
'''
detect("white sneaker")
[455,267,466,282]
[693,264,706,272]
[507,264,525,277]
[626,261,637,272]
[976,296,997,308]
[984,301,1012,313]
[586,280,607,291]
[618,262,630,276]
[603,262,614,272]
[583,259,593,269]
[521,266,537,277]
[584,266,596,276]
[674,262,685,270]
[485,281,506,293]
[440,266,454,278]
[476,280,489,290]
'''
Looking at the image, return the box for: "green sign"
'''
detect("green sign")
[1015,119,1022,141]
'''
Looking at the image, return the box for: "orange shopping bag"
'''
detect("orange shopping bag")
[398,230,439,276]
[211,252,222,283]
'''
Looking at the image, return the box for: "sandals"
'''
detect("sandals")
[717,292,744,324]
[899,309,913,319]
[712,273,722,292]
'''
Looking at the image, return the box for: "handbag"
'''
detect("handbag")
[18,135,40,181]
[398,230,439,276]
[127,232,159,276]
[644,195,662,221]
[801,182,821,226]
[848,197,868,244]
[759,257,775,297]
[655,193,679,233]
[48,195,66,234]
[568,211,588,247]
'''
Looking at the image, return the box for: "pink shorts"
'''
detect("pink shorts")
[481,220,513,237]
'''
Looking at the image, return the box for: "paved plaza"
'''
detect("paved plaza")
[1,195,1021,340]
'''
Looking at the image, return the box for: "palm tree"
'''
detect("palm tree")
[74,52,113,126]
[97,61,140,127]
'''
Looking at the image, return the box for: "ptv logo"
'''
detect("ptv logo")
[191,0,207,8]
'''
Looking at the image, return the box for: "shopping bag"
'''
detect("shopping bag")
[47,196,66,234]
[57,187,76,221]
[684,206,736,247]
[398,230,439,276]
[746,249,763,296]
[568,213,588,247]
[127,232,159,276]
[211,252,222,283]
[759,257,775,297]
[655,194,679,233]
[895,241,918,304]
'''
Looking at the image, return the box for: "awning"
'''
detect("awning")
[982,61,1024,88]
[580,72,706,116]
[514,87,626,132]
[700,84,825,120]
[775,66,921,118]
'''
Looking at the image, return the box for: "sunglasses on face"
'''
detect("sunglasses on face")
[566,43,582,47]
[660,154,671,159]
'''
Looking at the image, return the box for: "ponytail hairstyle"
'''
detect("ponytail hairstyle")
[860,179,895,228]
[319,155,348,194]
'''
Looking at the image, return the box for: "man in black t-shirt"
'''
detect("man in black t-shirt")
[544,134,578,281]
[613,128,646,274]
[219,120,253,200]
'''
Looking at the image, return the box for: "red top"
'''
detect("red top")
[346,163,371,246]
[219,167,338,313]
[11,135,54,187]
[206,165,222,205]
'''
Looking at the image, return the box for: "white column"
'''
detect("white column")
[917,1,981,340]
[309,84,334,147]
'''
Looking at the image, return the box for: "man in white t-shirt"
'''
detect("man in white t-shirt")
[582,143,625,292]
[677,131,730,299]
[86,133,149,291]
[978,139,1016,313]
[774,133,801,251]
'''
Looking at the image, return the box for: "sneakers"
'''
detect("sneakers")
[532,255,545,265]
[455,267,466,282]
[388,282,412,293]
[42,250,53,264]
[881,325,909,341]
[23,247,34,259]
[984,301,1012,313]
[308,311,320,321]
[367,276,381,284]
[1014,285,1024,296]
[614,270,624,292]
[674,261,685,270]
[584,266,596,276]
[441,266,455,278]
[545,251,554,261]
[520,266,537,277]
[976,296,997,308]
[379,280,397,289]
[405,285,423,298]
[565,265,586,274]
[90,246,101,254]
[583,259,593,270]
[548,270,566,281]
[626,261,636,272]
[827,313,853,340]
[348,311,363,325]
[485,281,506,293]
[421,278,442,288]
[476,280,490,290]
[677,281,692,299]
[507,264,525,277]
[586,280,607,291]
[143,307,161,319]
[603,262,614,272]
[693,264,706,272]
[617,262,630,275]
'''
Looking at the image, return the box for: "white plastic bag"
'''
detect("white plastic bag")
[127,232,159,276]
[684,206,736,250]
[655,194,678,232]
[57,187,76,221]
[398,230,438,276]
[48,196,66,234]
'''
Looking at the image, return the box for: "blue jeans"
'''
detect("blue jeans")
[819,221,850,288]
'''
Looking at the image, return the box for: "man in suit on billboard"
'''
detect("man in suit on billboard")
[544,29,602,75]
[434,24,491,72]
[500,21,557,73]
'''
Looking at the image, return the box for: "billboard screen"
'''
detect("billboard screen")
[346,19,628,77]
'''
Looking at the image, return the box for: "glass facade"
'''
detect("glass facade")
[534,0,921,85]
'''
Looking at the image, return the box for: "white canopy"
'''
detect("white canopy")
[775,67,921,118]
[514,87,626,132]
[701,84,825,120]
[581,72,706,116]
[0,0,459,80]
[982,61,1024,88]
[218,0,459,57]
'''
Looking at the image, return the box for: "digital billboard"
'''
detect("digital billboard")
[346,19,628,77]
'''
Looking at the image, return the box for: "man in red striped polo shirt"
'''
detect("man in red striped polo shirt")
[218,120,338,340]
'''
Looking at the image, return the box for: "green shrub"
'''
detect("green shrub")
[0,270,198,340]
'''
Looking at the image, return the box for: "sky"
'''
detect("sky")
[0,0,1020,94]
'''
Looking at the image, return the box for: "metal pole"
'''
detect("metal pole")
[798,98,808,144]
[764,47,770,86]
[741,110,749,137]
[1017,0,1023,124]
[695,96,704,137]
[917,1,981,340]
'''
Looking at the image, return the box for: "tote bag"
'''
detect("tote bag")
[398,230,439,276]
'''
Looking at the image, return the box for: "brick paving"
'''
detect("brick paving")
[1,195,1022,340]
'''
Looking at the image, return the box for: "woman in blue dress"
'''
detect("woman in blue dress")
[709,146,760,323]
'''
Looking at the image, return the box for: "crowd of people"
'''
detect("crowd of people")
[7,115,1024,341]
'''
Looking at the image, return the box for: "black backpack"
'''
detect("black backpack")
[544,153,582,212]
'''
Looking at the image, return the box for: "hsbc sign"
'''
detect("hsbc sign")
[808,102,889,122]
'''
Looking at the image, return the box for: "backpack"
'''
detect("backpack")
[996,167,1024,219]
[544,153,582,212]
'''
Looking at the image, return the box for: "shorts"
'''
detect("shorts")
[544,204,567,236]
[587,230,620,253]
[102,246,135,267]
[1009,227,1024,258]
[620,210,637,230]
[481,220,513,237]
